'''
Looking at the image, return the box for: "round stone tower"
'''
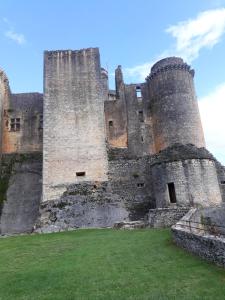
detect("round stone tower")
[147,57,205,153]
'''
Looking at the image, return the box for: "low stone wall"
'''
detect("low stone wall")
[148,207,189,228]
[172,227,225,267]
[172,207,225,267]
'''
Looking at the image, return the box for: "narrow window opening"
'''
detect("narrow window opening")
[133,173,139,178]
[138,111,144,122]
[109,120,113,127]
[221,181,225,185]
[136,86,142,98]
[168,182,177,203]
[137,183,145,188]
[76,172,86,177]
[10,118,20,132]
[141,136,144,142]
[39,114,43,129]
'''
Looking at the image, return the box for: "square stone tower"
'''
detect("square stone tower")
[43,48,108,201]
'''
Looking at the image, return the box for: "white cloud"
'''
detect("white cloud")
[2,17,26,45]
[124,60,154,82]
[166,8,225,61]
[124,8,225,82]
[5,30,26,45]
[199,82,225,164]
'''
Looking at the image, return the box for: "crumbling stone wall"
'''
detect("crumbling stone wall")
[104,66,128,148]
[0,153,42,234]
[124,83,155,157]
[43,48,108,201]
[148,207,189,228]
[35,182,129,233]
[105,67,155,158]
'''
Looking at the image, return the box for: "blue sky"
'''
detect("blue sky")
[0,0,225,163]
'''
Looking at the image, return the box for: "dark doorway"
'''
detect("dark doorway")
[167,182,177,203]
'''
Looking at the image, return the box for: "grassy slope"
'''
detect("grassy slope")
[0,229,225,300]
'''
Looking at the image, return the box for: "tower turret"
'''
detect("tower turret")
[147,57,205,153]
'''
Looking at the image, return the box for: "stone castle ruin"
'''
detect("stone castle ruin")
[0,47,224,234]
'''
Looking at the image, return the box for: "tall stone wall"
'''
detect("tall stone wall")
[43,48,108,201]
[104,66,128,148]
[105,68,155,157]
[147,57,205,153]
[124,83,155,157]
[0,153,42,234]
[2,93,43,154]
[151,159,222,208]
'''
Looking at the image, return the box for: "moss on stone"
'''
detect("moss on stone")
[0,152,42,212]
[0,177,10,203]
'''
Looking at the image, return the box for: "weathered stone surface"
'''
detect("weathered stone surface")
[147,57,205,152]
[150,143,215,166]
[151,158,222,208]
[2,93,43,154]
[148,207,189,228]
[172,206,225,267]
[172,225,225,267]
[35,183,129,233]
[0,153,42,234]
[43,48,108,202]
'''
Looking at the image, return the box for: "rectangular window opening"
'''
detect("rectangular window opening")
[10,118,20,132]
[39,114,43,129]
[109,120,113,127]
[168,182,177,203]
[137,183,145,188]
[76,172,86,177]
[138,111,144,122]
[221,181,225,185]
[136,87,142,98]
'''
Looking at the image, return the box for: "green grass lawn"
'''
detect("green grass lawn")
[0,229,225,300]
